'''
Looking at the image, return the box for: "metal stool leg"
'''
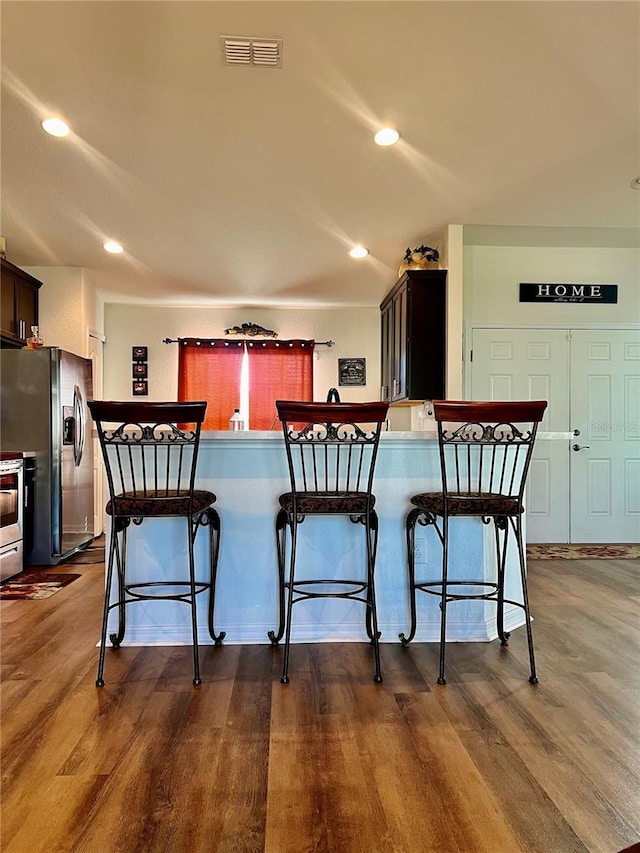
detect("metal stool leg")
[494,517,511,646]
[437,515,449,685]
[201,508,225,646]
[366,510,383,683]
[364,512,380,642]
[268,509,288,645]
[187,516,202,686]
[399,508,421,646]
[513,515,538,684]
[109,518,129,650]
[280,515,298,684]
[96,522,119,687]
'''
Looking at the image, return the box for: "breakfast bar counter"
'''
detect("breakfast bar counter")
[104,431,528,647]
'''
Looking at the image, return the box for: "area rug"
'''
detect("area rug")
[0,572,81,600]
[527,543,640,560]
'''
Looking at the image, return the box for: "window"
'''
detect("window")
[178,338,314,430]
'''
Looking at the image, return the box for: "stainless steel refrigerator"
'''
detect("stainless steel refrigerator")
[0,347,94,565]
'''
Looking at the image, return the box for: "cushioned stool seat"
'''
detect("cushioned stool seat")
[107,489,217,517]
[411,492,522,517]
[278,492,375,515]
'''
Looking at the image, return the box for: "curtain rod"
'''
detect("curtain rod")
[162,337,335,347]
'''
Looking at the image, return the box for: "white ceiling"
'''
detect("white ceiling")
[2,1,639,308]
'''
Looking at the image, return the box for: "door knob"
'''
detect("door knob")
[572,444,591,452]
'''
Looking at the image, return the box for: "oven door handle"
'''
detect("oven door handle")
[73,384,85,467]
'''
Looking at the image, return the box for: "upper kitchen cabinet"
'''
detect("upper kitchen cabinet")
[1,260,41,348]
[380,269,446,403]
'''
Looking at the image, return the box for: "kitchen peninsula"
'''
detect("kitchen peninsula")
[102,430,528,648]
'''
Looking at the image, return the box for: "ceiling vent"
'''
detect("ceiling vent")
[221,36,282,68]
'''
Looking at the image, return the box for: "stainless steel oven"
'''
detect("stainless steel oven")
[0,455,24,581]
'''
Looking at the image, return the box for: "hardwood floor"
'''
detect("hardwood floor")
[1,549,639,853]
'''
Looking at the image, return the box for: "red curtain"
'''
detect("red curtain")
[178,339,244,430]
[247,339,314,429]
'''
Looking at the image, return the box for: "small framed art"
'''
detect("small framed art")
[132,380,148,396]
[338,357,366,387]
[132,346,148,361]
[132,362,148,378]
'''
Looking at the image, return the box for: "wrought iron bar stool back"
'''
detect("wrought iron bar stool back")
[399,400,547,685]
[269,400,389,683]
[88,400,224,687]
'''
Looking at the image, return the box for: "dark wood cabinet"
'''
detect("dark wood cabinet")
[380,269,446,402]
[1,259,41,348]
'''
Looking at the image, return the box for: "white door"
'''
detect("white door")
[569,330,640,543]
[470,327,640,543]
[470,329,570,542]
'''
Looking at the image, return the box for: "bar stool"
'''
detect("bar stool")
[268,400,389,683]
[88,400,224,687]
[400,400,547,685]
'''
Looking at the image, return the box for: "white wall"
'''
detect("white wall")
[103,303,384,410]
[463,245,639,326]
[26,266,104,357]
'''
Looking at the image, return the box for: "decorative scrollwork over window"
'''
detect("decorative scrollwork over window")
[224,322,278,338]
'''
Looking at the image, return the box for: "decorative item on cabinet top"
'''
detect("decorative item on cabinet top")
[398,244,439,277]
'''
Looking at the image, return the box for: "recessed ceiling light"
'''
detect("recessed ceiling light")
[630,176,640,190]
[349,246,369,259]
[41,118,70,137]
[374,127,400,147]
[103,240,124,254]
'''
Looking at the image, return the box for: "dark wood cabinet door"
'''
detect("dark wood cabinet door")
[1,268,16,337]
[0,260,41,346]
[380,300,393,401]
[391,285,407,400]
[15,280,39,336]
[380,269,447,403]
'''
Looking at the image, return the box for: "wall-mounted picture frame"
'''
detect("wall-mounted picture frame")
[132,362,148,378]
[132,380,148,396]
[132,345,148,361]
[338,357,366,387]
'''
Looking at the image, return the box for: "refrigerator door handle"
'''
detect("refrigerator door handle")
[73,384,85,467]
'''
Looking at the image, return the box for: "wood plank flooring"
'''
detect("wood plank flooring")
[1,548,639,852]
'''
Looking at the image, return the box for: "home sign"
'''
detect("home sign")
[519,283,618,304]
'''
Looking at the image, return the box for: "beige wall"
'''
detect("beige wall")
[26,266,104,357]
[30,236,636,432]
[462,245,639,326]
[102,302,384,412]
